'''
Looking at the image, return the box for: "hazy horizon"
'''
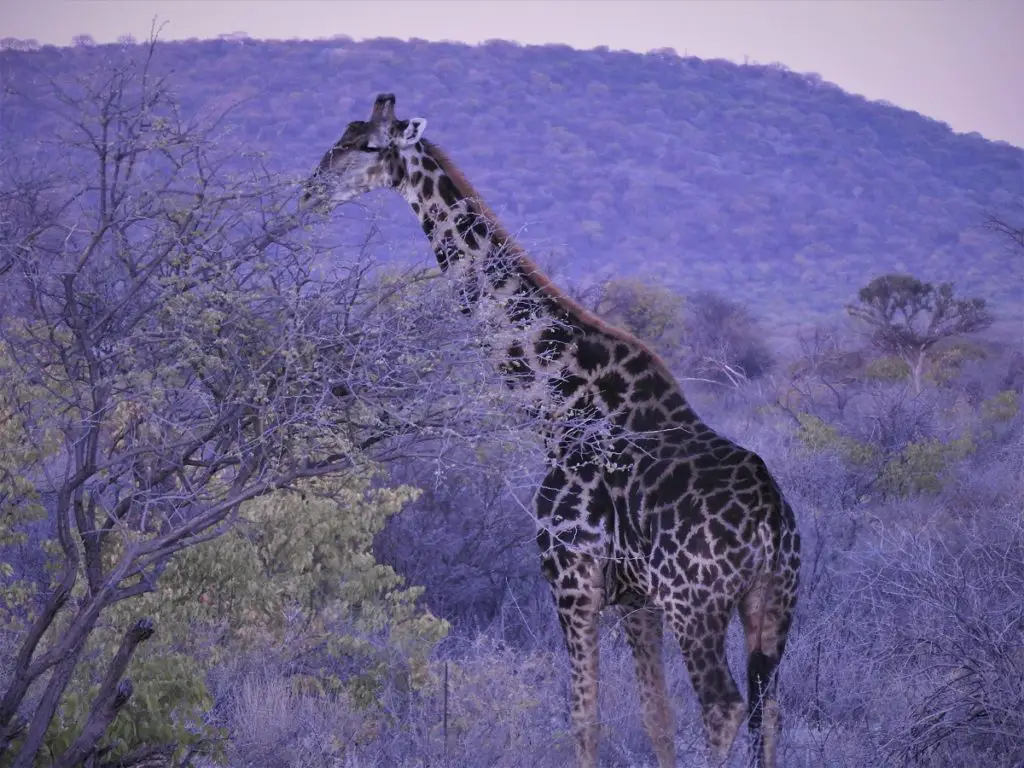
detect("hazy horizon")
[2,0,1022,149]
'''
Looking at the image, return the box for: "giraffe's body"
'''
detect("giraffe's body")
[303,94,801,768]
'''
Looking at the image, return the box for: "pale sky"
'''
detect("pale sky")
[2,0,1022,148]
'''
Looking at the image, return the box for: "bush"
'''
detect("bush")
[1,470,446,767]
[685,291,774,384]
[862,508,1024,765]
[593,277,688,368]
[878,435,975,497]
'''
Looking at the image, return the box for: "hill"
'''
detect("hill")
[3,35,1022,324]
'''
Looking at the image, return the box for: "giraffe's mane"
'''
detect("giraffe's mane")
[421,139,677,375]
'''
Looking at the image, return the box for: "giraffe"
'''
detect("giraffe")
[301,93,801,768]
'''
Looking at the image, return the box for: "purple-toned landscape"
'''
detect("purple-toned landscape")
[1,35,1021,768]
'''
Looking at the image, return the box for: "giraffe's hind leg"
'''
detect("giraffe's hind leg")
[619,599,675,768]
[739,572,797,768]
[665,602,745,765]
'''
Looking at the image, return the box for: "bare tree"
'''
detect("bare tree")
[847,274,993,395]
[0,41,527,765]
[684,291,773,387]
[984,207,1024,254]
[781,323,868,422]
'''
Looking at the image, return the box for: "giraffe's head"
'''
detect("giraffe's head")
[300,93,427,209]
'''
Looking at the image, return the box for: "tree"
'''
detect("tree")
[0,41,519,766]
[684,291,773,387]
[591,277,688,369]
[847,274,993,394]
[984,208,1024,255]
[781,323,867,421]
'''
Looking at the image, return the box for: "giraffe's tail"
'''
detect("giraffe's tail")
[745,474,797,768]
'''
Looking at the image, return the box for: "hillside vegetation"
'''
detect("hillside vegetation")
[2,34,1022,323]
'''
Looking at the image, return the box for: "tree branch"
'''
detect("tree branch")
[98,743,176,768]
[55,619,156,768]
[10,635,90,768]
[0,485,81,752]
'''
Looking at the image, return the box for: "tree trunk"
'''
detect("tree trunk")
[911,351,927,395]
[55,619,155,768]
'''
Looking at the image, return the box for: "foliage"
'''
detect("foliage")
[193,476,446,704]
[6,472,445,766]
[863,355,911,383]
[878,435,976,497]
[925,340,988,388]
[981,390,1020,424]
[0,345,59,553]
[794,413,876,468]
[791,393,984,501]
[34,642,215,767]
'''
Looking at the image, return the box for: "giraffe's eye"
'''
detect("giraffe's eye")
[359,144,382,153]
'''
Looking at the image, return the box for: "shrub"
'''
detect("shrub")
[878,435,975,497]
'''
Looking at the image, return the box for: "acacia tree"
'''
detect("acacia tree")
[0,41,527,766]
[846,273,993,394]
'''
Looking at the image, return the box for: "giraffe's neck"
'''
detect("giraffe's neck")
[398,141,564,325]
[396,140,707,447]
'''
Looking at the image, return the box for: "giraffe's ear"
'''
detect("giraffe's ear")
[399,118,427,147]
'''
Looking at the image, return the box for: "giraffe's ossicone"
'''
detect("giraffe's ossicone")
[303,93,801,768]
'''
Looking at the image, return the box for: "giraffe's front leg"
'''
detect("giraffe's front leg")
[535,468,612,767]
[548,555,604,768]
